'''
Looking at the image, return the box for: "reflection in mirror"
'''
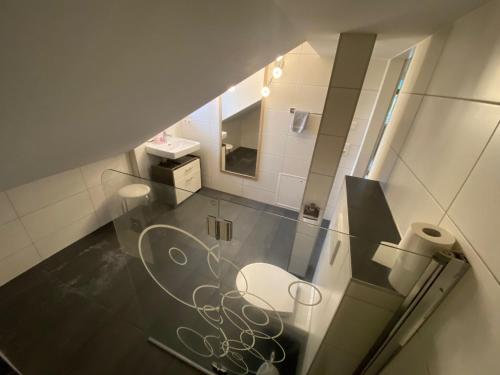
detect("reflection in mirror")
[221,101,261,177]
[220,69,264,179]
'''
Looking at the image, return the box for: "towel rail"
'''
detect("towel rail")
[289,107,322,116]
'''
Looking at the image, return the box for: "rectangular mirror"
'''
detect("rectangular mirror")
[220,69,264,179]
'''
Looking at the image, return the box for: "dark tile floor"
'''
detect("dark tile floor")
[0,189,327,375]
[0,223,202,375]
[224,147,257,176]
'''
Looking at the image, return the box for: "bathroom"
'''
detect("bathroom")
[1,1,500,374]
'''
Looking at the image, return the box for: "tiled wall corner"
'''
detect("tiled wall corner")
[0,153,132,286]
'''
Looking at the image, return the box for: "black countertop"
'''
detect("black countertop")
[345,176,401,291]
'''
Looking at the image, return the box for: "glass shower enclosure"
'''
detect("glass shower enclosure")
[101,169,433,375]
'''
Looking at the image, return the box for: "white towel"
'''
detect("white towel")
[291,110,309,133]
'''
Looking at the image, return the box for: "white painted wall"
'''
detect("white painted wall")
[0,154,132,286]
[372,2,500,374]
[0,1,301,191]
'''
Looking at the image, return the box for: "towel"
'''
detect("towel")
[291,110,309,133]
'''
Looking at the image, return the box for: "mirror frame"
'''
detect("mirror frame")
[218,67,268,180]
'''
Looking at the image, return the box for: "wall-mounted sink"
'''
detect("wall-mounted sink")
[146,136,200,159]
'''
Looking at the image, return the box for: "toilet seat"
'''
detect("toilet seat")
[235,262,299,314]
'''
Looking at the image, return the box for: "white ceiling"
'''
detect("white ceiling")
[273,0,490,57]
[0,0,302,190]
[0,0,490,189]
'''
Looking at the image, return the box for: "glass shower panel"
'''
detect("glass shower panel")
[101,170,433,375]
[101,169,223,374]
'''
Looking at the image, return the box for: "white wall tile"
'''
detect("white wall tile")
[401,27,451,95]
[7,168,86,216]
[0,219,31,260]
[0,192,17,225]
[401,97,500,209]
[278,53,301,84]
[295,84,328,114]
[385,93,424,153]
[88,185,112,226]
[80,154,131,188]
[241,186,275,205]
[354,90,378,120]
[261,130,287,156]
[35,213,100,259]
[21,191,94,241]
[284,134,316,161]
[385,158,444,234]
[448,126,500,280]
[362,58,388,91]
[243,170,278,192]
[262,109,292,134]
[266,82,298,111]
[426,1,500,103]
[0,244,41,286]
[346,118,369,147]
[282,155,313,178]
[298,55,334,86]
[258,153,283,173]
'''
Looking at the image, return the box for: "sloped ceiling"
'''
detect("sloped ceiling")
[0,0,489,190]
[0,0,302,190]
[273,0,490,57]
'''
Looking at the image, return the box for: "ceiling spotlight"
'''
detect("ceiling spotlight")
[272,66,283,79]
[228,86,236,92]
[261,86,271,97]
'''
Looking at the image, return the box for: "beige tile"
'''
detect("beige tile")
[302,173,333,210]
[300,114,322,138]
[243,170,278,192]
[384,93,424,153]
[320,88,361,137]
[80,154,131,188]
[265,82,298,112]
[310,135,345,176]
[0,192,17,225]
[347,280,403,312]
[448,127,500,280]
[330,33,376,89]
[362,58,388,91]
[346,118,369,146]
[7,168,86,216]
[241,186,275,205]
[21,191,94,241]
[295,84,328,114]
[282,155,313,178]
[401,27,451,95]
[0,219,32,260]
[0,244,41,286]
[284,134,316,160]
[354,89,378,120]
[88,185,112,226]
[384,159,444,234]
[298,54,333,86]
[278,53,301,84]
[261,130,287,156]
[426,1,500,102]
[35,213,100,259]
[400,97,500,209]
[262,109,292,134]
[258,153,283,174]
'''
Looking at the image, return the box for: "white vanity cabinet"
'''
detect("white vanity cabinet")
[151,156,201,204]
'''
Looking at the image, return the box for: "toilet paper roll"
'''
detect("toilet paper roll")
[388,222,455,295]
